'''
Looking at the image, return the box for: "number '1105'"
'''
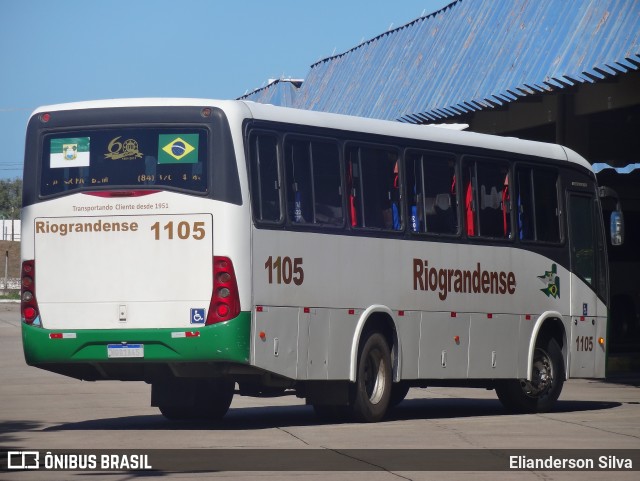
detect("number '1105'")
[150,221,205,240]
[265,256,304,285]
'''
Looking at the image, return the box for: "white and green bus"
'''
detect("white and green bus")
[21,99,623,422]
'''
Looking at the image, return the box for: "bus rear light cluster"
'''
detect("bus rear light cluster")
[206,256,240,325]
[21,260,40,325]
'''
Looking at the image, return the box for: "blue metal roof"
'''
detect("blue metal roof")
[241,0,640,122]
[242,79,301,108]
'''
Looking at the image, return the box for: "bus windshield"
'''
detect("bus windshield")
[40,127,208,196]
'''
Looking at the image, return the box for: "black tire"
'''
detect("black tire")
[389,382,411,408]
[351,331,392,422]
[159,405,198,420]
[200,380,235,420]
[159,379,234,420]
[495,337,564,413]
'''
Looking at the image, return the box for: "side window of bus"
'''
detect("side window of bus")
[405,150,458,235]
[346,145,401,231]
[464,158,512,239]
[515,167,561,243]
[249,133,281,223]
[284,138,343,226]
[569,194,596,286]
[533,169,561,242]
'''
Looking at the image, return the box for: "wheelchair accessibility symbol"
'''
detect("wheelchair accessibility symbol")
[191,308,206,324]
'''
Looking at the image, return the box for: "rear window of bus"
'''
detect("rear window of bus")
[40,128,208,196]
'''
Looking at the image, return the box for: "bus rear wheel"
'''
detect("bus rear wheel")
[158,379,234,420]
[389,381,411,408]
[351,331,392,422]
[495,337,564,413]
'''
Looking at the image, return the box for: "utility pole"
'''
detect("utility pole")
[4,250,8,294]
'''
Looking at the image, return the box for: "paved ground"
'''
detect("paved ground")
[0,303,638,480]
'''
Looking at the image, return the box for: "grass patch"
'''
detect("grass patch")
[0,290,20,300]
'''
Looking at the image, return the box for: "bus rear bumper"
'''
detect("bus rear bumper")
[21,312,251,381]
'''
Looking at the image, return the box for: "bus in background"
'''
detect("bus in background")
[21,99,623,422]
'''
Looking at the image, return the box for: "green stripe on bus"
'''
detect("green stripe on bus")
[21,312,251,365]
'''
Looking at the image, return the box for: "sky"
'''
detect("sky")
[0,0,452,179]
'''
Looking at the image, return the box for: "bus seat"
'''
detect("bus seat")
[435,193,451,210]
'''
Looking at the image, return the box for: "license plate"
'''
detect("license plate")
[107,344,144,358]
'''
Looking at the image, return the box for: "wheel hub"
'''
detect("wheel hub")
[364,348,386,404]
[520,348,554,398]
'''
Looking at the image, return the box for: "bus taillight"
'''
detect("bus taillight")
[207,256,240,325]
[21,260,40,325]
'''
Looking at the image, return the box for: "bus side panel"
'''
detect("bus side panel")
[396,310,420,380]
[517,314,536,379]
[307,308,330,379]
[595,302,607,378]
[568,278,608,378]
[468,313,519,378]
[327,308,361,380]
[252,306,299,379]
[419,311,470,379]
[250,228,588,382]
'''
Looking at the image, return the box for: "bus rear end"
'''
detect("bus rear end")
[21,100,251,419]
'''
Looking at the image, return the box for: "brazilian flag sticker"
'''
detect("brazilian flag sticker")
[538,263,560,299]
[158,134,199,164]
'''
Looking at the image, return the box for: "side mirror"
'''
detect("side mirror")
[610,210,624,245]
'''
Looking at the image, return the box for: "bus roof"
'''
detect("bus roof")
[242,101,592,172]
[31,98,592,172]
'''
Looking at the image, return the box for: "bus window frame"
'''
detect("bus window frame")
[403,147,461,238]
[38,126,212,198]
[25,106,243,205]
[282,133,346,230]
[514,162,564,246]
[247,129,285,225]
[344,141,403,234]
[567,189,609,304]
[462,155,515,242]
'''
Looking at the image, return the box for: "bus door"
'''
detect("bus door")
[567,192,608,377]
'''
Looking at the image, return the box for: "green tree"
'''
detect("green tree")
[0,178,22,220]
